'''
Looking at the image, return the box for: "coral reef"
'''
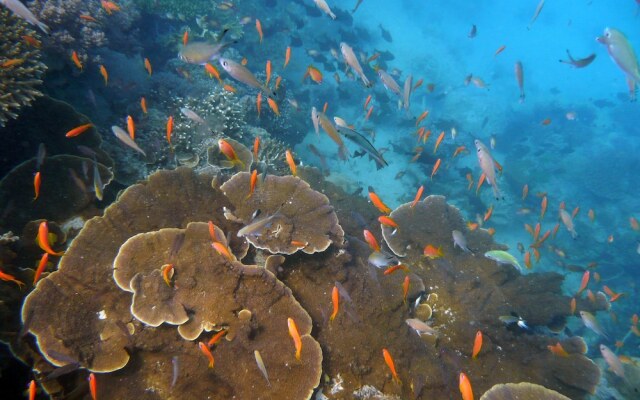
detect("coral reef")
[0,8,46,127]
[480,382,571,399]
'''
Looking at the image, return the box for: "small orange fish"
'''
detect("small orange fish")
[570,297,576,315]
[166,116,173,145]
[423,244,443,259]
[207,329,227,347]
[241,57,248,66]
[305,65,323,84]
[28,380,36,400]
[265,60,272,85]
[431,158,441,179]
[198,341,215,368]
[494,44,506,57]
[0,268,25,289]
[524,251,531,269]
[65,123,93,138]
[466,173,473,191]
[548,342,569,357]
[255,19,263,43]
[367,52,380,62]
[467,222,479,231]
[79,14,98,22]
[126,115,135,140]
[413,78,423,90]
[402,275,410,304]
[588,209,595,222]
[472,330,482,359]
[459,372,473,400]
[287,317,302,360]
[182,30,189,46]
[330,285,339,321]
[256,92,262,117]
[247,169,258,199]
[38,221,64,256]
[369,191,391,214]
[452,146,467,158]
[522,184,529,200]
[290,240,307,247]
[285,150,296,176]
[21,35,41,48]
[89,372,97,399]
[204,63,221,81]
[363,230,381,252]
[99,64,108,85]
[223,84,237,93]
[632,314,638,326]
[212,241,234,261]
[411,185,424,208]
[33,171,41,200]
[365,105,374,120]
[433,131,445,154]
[486,227,496,236]
[33,252,49,285]
[630,216,639,231]
[483,205,493,222]
[275,76,282,90]
[532,247,540,263]
[382,348,401,384]
[208,221,218,243]
[384,264,408,275]
[551,222,560,239]
[161,264,174,286]
[140,97,147,114]
[101,0,120,14]
[476,173,486,195]
[144,58,152,76]
[540,196,548,220]
[363,94,372,110]
[378,216,398,230]
[577,270,589,294]
[541,118,551,125]
[283,46,291,68]
[71,51,83,70]
[253,136,261,159]
[267,97,280,116]
[322,102,328,113]
[571,206,580,218]
[416,110,429,126]
[218,139,244,169]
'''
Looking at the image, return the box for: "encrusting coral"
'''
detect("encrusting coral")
[0,8,46,127]
[480,382,571,399]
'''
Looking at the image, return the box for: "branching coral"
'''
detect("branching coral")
[0,9,46,127]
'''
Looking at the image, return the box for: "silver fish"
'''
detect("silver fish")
[368,251,398,268]
[0,0,49,34]
[597,27,640,100]
[111,126,146,156]
[334,120,387,169]
[92,160,103,201]
[559,209,578,239]
[580,311,609,339]
[377,69,401,96]
[405,318,438,335]
[219,57,276,97]
[237,212,282,238]
[403,74,412,110]
[452,230,472,253]
[311,106,319,135]
[36,143,45,170]
[178,30,233,64]
[514,61,525,102]
[313,0,336,20]
[180,107,207,125]
[600,344,625,379]
[475,139,501,199]
[340,42,371,87]
[526,0,545,30]
[254,350,271,386]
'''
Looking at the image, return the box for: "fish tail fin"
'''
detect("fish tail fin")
[330,12,336,20]
[38,22,51,35]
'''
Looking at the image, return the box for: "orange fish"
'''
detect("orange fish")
[204,63,221,81]
[551,222,560,239]
[144,58,152,76]
[38,221,64,256]
[466,173,473,190]
[223,84,237,93]
[330,285,339,321]
[416,110,429,126]
[28,380,36,400]
[322,102,328,113]
[382,348,401,384]
[182,30,189,46]
[475,173,486,195]
[79,14,98,22]
[208,221,218,243]
[166,116,173,145]
[305,65,323,84]
[522,184,529,200]
[140,97,147,114]
[33,252,49,285]
[467,222,479,231]
[632,314,638,326]
[472,330,482,359]
[548,342,569,357]
[218,139,244,169]
[367,52,380,62]
[89,372,97,399]
[365,105,374,120]
[570,297,576,315]
[207,329,227,347]
[275,76,282,90]
[378,216,398,230]
[571,206,580,218]
[0,268,25,288]
[384,264,408,275]
[423,244,443,259]
[198,341,215,368]
[22,35,41,48]
[483,205,493,222]
[126,115,135,140]
[101,0,120,14]
[524,251,531,269]
[413,78,424,90]
[246,169,258,199]
[65,123,93,138]
[283,46,291,68]
[253,136,261,159]
[285,150,296,176]
[99,65,108,85]
[241,57,248,66]
[486,227,496,236]
[363,229,381,252]
[212,241,234,261]
[541,118,551,125]
[161,264,174,286]
[577,271,590,294]
[452,146,467,158]
[256,92,262,117]
[369,191,391,214]
[588,209,595,222]
[431,158,441,179]
[33,171,41,200]
[287,317,302,360]
[71,51,83,71]
[433,131,445,154]
[630,217,639,231]
[532,247,540,263]
[267,97,279,116]
[402,275,410,304]
[265,60,272,85]
[411,185,424,208]
[363,94,372,110]
[255,19,263,43]
[540,196,548,220]
[494,44,506,57]
[459,372,473,400]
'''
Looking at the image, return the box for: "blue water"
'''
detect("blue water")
[1,0,639,398]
